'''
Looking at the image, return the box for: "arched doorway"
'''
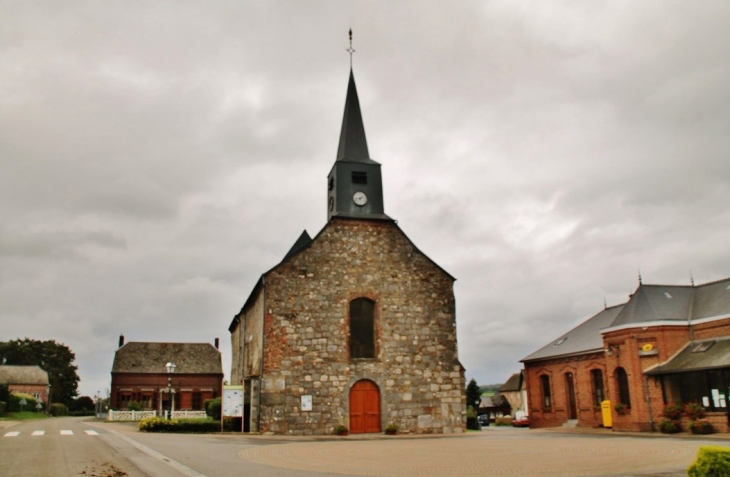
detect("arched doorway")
[349,380,381,433]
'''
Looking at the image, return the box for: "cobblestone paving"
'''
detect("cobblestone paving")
[240,429,715,477]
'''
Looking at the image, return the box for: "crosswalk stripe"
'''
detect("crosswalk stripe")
[60,430,73,435]
[85,430,99,435]
[4,432,20,437]
[32,430,45,436]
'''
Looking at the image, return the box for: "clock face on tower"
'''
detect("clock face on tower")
[353,191,368,206]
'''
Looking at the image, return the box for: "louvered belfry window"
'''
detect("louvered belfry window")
[349,298,375,359]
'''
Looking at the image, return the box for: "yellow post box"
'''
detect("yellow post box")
[601,400,612,428]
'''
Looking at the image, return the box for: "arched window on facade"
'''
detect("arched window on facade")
[591,369,605,407]
[540,374,552,409]
[616,367,631,408]
[349,298,375,359]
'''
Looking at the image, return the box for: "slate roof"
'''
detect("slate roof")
[336,70,377,165]
[112,342,223,374]
[521,304,625,362]
[499,372,524,392]
[645,338,730,375]
[692,277,730,320]
[610,285,693,327]
[0,365,49,385]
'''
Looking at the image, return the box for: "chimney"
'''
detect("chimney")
[214,338,219,350]
[119,335,125,348]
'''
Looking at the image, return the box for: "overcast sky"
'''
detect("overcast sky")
[2,1,729,398]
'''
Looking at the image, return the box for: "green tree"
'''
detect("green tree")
[466,378,482,410]
[0,338,80,405]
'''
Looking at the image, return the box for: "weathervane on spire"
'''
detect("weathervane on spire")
[347,28,355,68]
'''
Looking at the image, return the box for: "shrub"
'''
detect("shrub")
[662,403,683,420]
[385,423,398,434]
[67,410,95,417]
[0,401,6,415]
[139,417,220,433]
[684,402,706,420]
[334,425,348,435]
[658,418,681,434]
[205,397,221,420]
[688,446,730,477]
[127,401,143,411]
[495,417,514,426]
[614,402,629,414]
[689,419,714,435]
[8,393,37,413]
[50,403,67,416]
[466,405,479,430]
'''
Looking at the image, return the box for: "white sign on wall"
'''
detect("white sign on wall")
[301,395,312,411]
[223,386,244,417]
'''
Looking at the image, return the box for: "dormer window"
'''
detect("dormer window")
[352,171,367,184]
[692,341,715,353]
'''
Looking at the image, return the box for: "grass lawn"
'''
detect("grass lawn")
[2,411,49,420]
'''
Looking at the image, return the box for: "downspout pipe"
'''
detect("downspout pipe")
[644,375,654,432]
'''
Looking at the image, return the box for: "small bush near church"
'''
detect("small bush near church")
[684,402,706,420]
[662,403,683,420]
[658,418,681,434]
[49,403,67,416]
[689,419,714,435]
[204,397,221,420]
[688,446,730,477]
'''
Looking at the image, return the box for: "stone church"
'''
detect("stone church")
[229,67,465,435]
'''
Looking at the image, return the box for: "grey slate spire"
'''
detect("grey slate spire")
[327,68,389,222]
[336,70,370,162]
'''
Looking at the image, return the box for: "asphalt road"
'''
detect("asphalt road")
[2,417,726,477]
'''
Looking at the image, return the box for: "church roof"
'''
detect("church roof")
[0,365,49,385]
[521,304,625,362]
[282,230,313,262]
[112,342,223,374]
[336,70,378,165]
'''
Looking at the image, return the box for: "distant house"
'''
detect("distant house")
[0,365,50,404]
[478,395,511,422]
[522,277,730,432]
[499,371,528,417]
[110,336,223,414]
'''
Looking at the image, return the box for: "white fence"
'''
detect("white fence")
[171,410,207,419]
[107,409,208,421]
[107,410,156,421]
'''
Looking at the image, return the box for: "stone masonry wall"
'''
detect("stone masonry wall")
[257,218,465,435]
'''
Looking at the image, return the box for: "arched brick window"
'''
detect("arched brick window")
[616,367,631,408]
[540,374,552,409]
[591,369,605,407]
[349,298,375,359]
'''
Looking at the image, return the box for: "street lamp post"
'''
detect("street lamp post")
[165,362,176,420]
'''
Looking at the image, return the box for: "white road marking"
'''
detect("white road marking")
[4,431,20,437]
[32,430,45,436]
[85,430,99,435]
[60,430,73,435]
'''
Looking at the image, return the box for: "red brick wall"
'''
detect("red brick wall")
[110,373,222,410]
[8,384,49,404]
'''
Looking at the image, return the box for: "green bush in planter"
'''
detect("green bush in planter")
[688,446,730,477]
[658,418,681,434]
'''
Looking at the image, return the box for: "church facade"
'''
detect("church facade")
[229,69,465,435]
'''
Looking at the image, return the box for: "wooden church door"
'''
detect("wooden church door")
[349,380,381,433]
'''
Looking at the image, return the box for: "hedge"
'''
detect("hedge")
[8,393,37,413]
[50,403,67,416]
[139,417,221,433]
[0,401,6,415]
[688,446,730,477]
